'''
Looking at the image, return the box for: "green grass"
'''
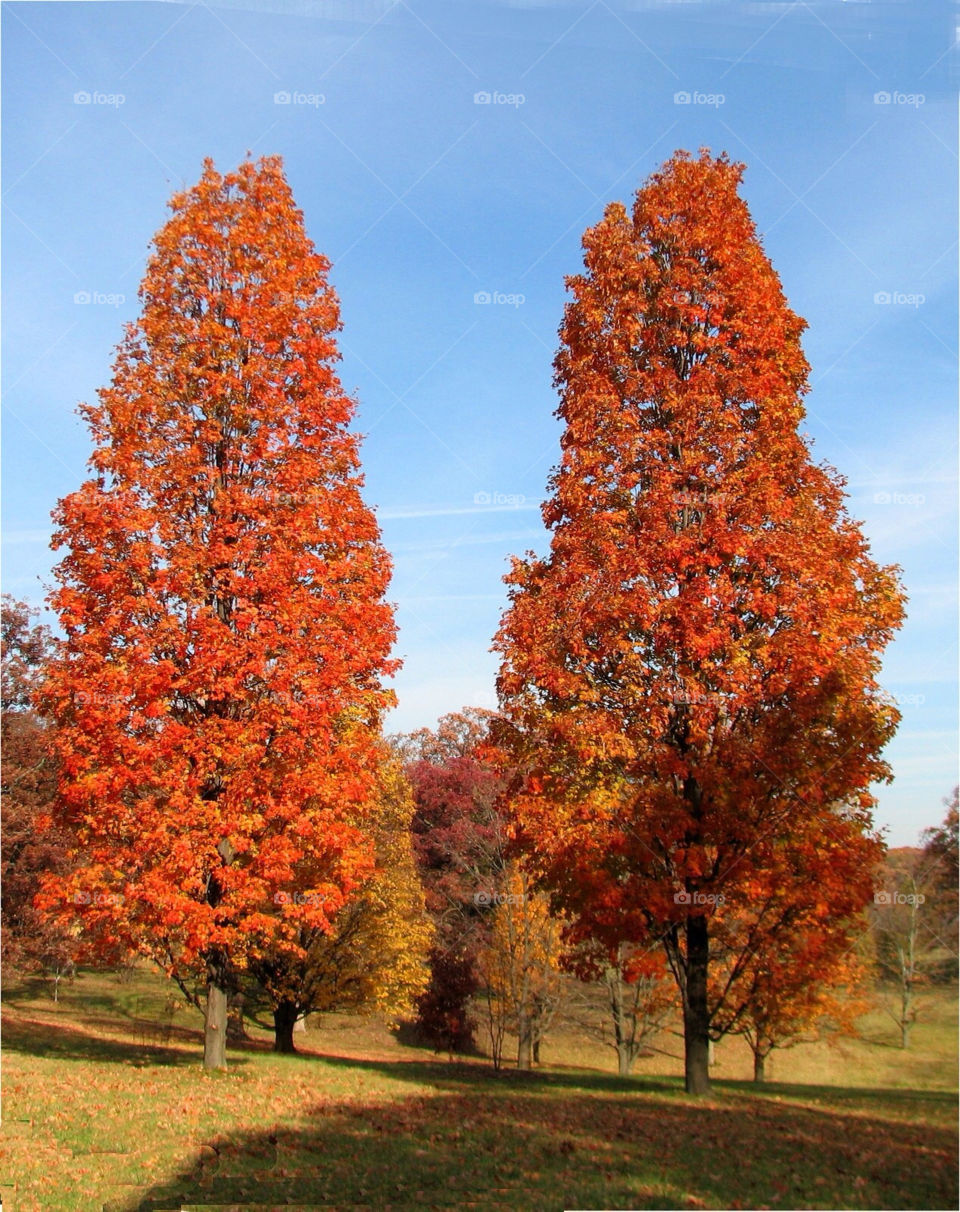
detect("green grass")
[1,968,956,1210]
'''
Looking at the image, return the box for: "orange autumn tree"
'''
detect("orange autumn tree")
[39,157,398,1070]
[494,150,905,1095]
[728,927,867,1084]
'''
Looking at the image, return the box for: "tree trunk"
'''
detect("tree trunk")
[683,913,711,1095]
[532,1035,541,1065]
[274,999,299,1053]
[516,1014,532,1070]
[610,964,633,1077]
[753,1050,766,1082]
[900,981,912,1048]
[203,952,229,1070]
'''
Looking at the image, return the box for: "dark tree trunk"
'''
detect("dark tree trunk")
[274,999,299,1053]
[617,1046,634,1077]
[683,913,711,1095]
[753,1050,766,1082]
[203,950,229,1070]
[203,836,234,1070]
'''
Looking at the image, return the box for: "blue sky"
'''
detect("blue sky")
[2,0,956,844]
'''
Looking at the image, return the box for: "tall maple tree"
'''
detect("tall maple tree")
[39,157,398,1068]
[494,150,905,1094]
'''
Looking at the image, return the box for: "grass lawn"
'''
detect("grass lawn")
[1,968,956,1211]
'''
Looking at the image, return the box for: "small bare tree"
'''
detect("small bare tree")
[565,941,677,1076]
[870,844,955,1048]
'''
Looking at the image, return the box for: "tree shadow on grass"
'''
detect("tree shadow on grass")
[299,1045,674,1093]
[713,1075,958,1112]
[293,1048,959,1113]
[1,1013,253,1069]
[110,1072,958,1212]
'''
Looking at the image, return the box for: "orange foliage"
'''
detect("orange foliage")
[38,158,397,1064]
[493,150,905,1093]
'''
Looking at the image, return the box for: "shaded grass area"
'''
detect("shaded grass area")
[1,970,957,1211]
[2,1012,202,1068]
[124,1085,958,1212]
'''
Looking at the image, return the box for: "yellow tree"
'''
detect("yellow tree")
[477,863,563,1069]
[252,750,433,1051]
